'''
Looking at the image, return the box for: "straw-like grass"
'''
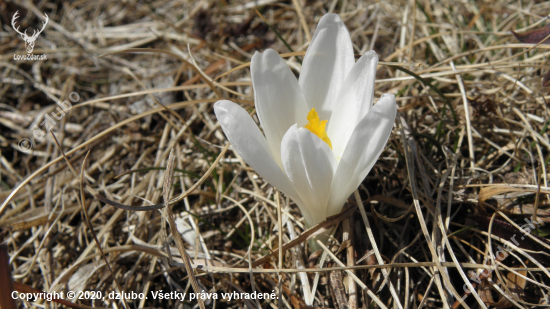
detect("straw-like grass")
[1,0,550,308]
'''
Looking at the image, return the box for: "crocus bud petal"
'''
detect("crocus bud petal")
[281,125,337,225]
[326,94,397,218]
[251,50,309,166]
[214,100,305,209]
[299,13,355,121]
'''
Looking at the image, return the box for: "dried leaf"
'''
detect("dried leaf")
[478,186,530,205]
[478,279,497,306]
[512,25,550,86]
[506,268,527,292]
[468,215,550,259]
[476,268,528,309]
[543,69,550,87]
[478,280,514,308]
[512,24,550,44]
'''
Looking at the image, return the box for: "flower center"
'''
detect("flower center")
[304,108,332,149]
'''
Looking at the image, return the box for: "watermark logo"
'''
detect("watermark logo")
[18,92,78,154]
[12,10,48,60]
[462,216,543,295]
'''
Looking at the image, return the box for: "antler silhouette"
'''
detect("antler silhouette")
[11,11,27,39]
[31,13,48,38]
[11,11,49,39]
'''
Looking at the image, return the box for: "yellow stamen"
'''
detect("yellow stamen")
[304,108,332,149]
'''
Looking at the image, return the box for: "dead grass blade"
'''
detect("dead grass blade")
[162,147,205,309]
[50,133,130,309]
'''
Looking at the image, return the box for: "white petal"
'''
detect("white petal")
[299,13,355,121]
[214,100,305,208]
[328,51,378,159]
[281,125,337,226]
[251,49,309,167]
[326,94,397,217]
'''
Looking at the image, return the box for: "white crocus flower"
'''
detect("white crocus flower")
[214,14,396,228]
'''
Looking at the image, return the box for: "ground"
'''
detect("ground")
[1,0,550,308]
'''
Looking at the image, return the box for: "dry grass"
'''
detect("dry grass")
[1,0,550,308]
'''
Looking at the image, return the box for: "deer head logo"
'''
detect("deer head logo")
[12,11,48,54]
